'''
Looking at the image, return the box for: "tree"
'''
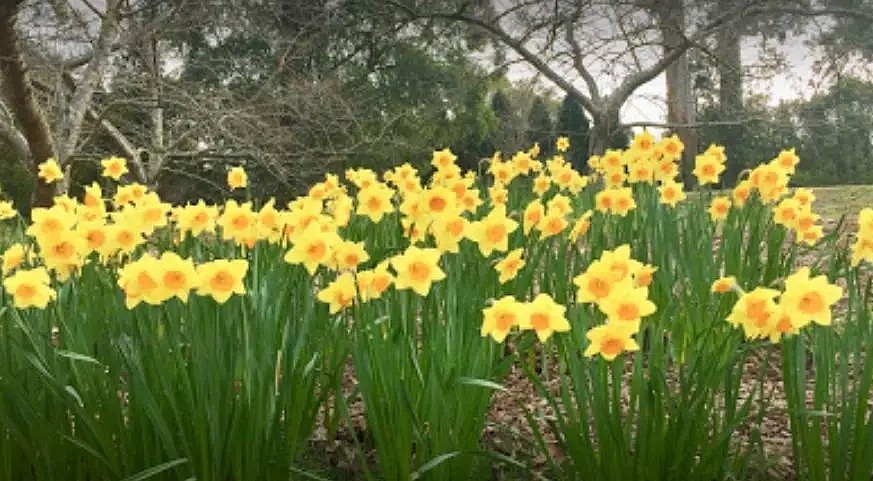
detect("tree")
[0,0,503,208]
[653,0,698,184]
[527,96,553,156]
[556,94,590,170]
[491,90,512,120]
[793,76,873,185]
[0,0,143,207]
[397,0,757,156]
[486,79,545,155]
[395,0,873,163]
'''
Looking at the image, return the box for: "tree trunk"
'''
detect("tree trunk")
[717,0,744,186]
[660,0,698,186]
[0,2,58,208]
[588,108,620,157]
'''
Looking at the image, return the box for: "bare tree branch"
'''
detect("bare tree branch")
[393,1,599,116]
[564,13,600,102]
[768,5,873,24]
[56,0,123,162]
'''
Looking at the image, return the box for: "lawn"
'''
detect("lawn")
[808,185,873,228]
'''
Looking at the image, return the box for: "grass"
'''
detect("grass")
[806,185,873,226]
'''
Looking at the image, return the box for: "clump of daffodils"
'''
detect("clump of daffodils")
[480,293,571,343]
[589,131,686,216]
[0,135,863,373]
[573,245,658,361]
[713,268,842,343]
[117,252,248,308]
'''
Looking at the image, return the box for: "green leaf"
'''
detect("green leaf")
[56,349,103,367]
[410,452,460,480]
[64,385,84,407]
[120,458,189,481]
[457,377,507,392]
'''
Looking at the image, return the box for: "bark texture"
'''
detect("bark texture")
[0,1,58,207]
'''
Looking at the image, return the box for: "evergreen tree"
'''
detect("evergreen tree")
[491,90,512,122]
[609,128,631,150]
[527,96,553,156]
[556,94,590,170]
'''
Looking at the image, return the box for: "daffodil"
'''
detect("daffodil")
[283,222,341,275]
[780,267,842,328]
[176,200,219,239]
[660,134,684,160]
[631,130,656,152]
[430,214,468,254]
[568,210,593,243]
[574,261,634,305]
[26,206,77,245]
[792,187,815,207]
[431,148,457,171]
[357,260,394,302]
[420,186,459,219]
[195,259,248,304]
[390,246,446,296]
[218,200,257,244]
[597,285,656,331]
[466,205,518,256]
[317,272,358,314]
[610,187,636,216]
[0,200,16,220]
[37,158,63,184]
[330,240,369,272]
[156,252,199,303]
[583,322,640,361]
[536,209,569,239]
[356,183,395,223]
[725,287,781,339]
[693,154,725,185]
[481,296,525,343]
[523,200,544,235]
[227,166,248,190]
[732,181,752,208]
[519,293,570,342]
[3,267,55,309]
[774,148,800,174]
[773,198,801,229]
[494,248,525,284]
[711,276,738,294]
[708,196,731,222]
[117,255,166,308]
[532,173,551,197]
[658,181,686,207]
[101,156,128,180]
[1,243,30,275]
